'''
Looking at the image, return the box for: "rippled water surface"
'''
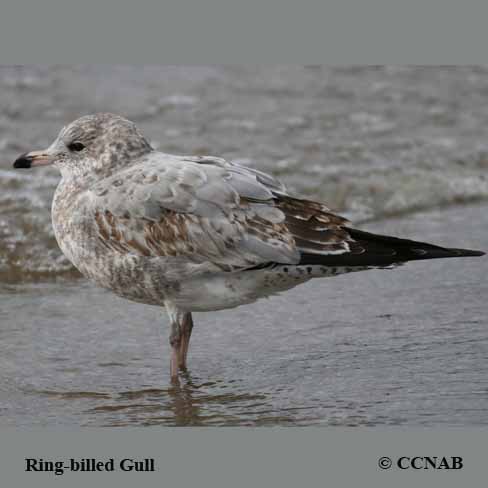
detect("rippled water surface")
[0,66,487,426]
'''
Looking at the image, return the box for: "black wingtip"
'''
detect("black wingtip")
[450,248,485,257]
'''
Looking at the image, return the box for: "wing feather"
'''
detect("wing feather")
[88,153,355,270]
[88,155,304,270]
[88,154,484,271]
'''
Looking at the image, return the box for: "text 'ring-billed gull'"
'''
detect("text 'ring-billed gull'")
[13,113,485,384]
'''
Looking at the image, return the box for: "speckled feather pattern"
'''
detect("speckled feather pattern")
[45,113,465,314]
[12,112,484,383]
[44,114,374,312]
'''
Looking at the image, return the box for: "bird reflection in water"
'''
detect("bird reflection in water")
[85,372,278,427]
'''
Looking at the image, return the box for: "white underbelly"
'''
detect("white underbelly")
[172,265,367,312]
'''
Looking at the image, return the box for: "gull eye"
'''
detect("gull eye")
[68,142,85,152]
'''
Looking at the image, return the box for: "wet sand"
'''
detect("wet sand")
[1,203,486,426]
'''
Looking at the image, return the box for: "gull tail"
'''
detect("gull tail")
[299,227,485,267]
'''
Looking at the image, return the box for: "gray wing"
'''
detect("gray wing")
[88,153,352,271]
[88,154,299,270]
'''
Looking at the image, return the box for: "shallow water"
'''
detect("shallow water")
[1,66,488,282]
[1,66,487,426]
[1,204,486,426]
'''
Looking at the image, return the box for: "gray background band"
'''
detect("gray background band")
[0,429,486,488]
[0,0,488,63]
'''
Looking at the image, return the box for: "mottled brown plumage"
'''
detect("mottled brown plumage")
[12,113,485,384]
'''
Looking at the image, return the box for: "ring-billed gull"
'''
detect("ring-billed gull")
[13,113,485,383]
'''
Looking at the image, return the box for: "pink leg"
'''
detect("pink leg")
[169,320,182,385]
[178,312,194,370]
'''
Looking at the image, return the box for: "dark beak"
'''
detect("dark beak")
[13,150,53,169]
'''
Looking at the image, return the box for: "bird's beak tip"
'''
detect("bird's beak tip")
[13,153,32,169]
[13,151,52,169]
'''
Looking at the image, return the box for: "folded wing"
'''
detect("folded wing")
[87,154,358,271]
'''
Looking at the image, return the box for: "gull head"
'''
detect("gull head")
[13,113,153,180]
